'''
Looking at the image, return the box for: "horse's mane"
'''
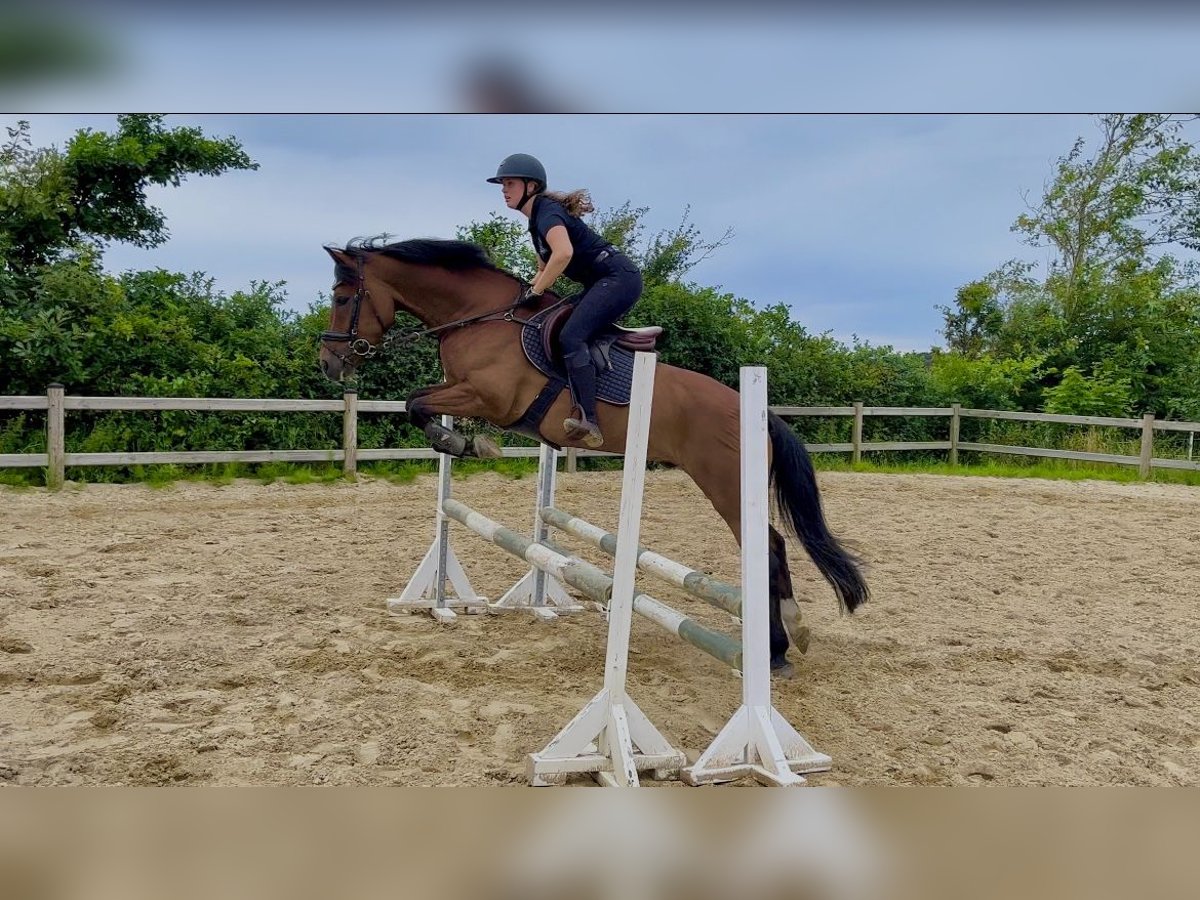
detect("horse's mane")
[336,236,516,283]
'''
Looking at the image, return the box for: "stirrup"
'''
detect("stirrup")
[563,413,604,449]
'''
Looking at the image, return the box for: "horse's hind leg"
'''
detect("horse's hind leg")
[766,527,792,672]
[769,533,813,675]
[771,525,810,659]
[673,440,802,674]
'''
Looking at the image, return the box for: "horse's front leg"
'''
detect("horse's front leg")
[407,382,501,459]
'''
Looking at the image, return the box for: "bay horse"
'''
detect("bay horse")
[318,238,867,673]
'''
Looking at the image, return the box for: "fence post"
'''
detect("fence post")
[1139,412,1155,479]
[949,403,961,467]
[46,383,65,491]
[566,446,578,474]
[342,387,358,476]
[851,402,864,465]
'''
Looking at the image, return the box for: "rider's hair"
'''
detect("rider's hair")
[542,188,594,217]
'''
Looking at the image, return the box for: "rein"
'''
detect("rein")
[320,258,566,363]
[389,291,567,348]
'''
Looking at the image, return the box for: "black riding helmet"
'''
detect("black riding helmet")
[486,153,546,186]
[487,153,546,209]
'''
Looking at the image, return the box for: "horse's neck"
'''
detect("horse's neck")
[392,264,517,328]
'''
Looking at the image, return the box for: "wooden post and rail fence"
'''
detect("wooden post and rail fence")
[2,386,1198,490]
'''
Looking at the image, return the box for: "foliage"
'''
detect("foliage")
[1013,115,1200,290]
[1041,365,1134,417]
[928,351,1044,411]
[939,114,1200,420]
[1,115,257,273]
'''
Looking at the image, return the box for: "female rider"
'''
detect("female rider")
[487,153,643,448]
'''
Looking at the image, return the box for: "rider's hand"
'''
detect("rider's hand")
[518,287,543,308]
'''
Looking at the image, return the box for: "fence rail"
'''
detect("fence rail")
[2,386,1198,489]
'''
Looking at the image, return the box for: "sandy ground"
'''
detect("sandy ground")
[1,469,1198,787]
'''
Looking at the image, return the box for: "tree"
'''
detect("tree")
[455,213,537,281]
[1,115,258,273]
[939,277,1006,358]
[1,115,260,393]
[1013,114,1200,315]
[928,351,1045,411]
[614,204,734,288]
[937,115,1200,417]
[1041,365,1133,417]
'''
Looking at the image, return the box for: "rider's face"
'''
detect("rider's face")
[500,177,527,209]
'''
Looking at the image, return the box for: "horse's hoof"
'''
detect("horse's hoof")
[792,625,811,655]
[470,435,502,459]
[428,425,468,457]
[770,658,796,679]
[780,597,810,654]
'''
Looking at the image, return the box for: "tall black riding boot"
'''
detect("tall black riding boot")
[563,349,604,448]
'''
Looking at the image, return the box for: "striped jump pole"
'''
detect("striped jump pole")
[539,506,742,617]
[437,507,742,671]
[442,499,614,610]
[682,366,832,787]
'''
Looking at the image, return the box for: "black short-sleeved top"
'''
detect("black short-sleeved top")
[528,195,614,286]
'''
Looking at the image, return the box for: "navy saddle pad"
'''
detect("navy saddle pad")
[519,308,637,407]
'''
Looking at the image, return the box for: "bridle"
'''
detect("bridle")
[319,255,384,362]
[319,253,566,363]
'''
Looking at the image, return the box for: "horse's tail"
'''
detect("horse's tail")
[768,413,869,614]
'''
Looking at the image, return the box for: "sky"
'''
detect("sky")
[4,6,1200,353]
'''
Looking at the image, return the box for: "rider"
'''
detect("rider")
[487,153,643,449]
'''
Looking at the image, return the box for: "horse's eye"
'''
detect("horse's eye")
[335,295,349,306]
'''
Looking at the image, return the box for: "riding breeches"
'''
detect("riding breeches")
[560,262,643,420]
[559,263,644,361]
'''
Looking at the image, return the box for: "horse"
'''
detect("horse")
[318,237,868,673]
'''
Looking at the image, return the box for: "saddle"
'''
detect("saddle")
[537,305,661,374]
[508,303,662,447]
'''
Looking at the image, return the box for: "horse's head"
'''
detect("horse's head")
[319,237,526,382]
[318,246,396,382]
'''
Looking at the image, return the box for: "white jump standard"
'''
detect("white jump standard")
[388,414,488,621]
[491,442,584,619]
[390,418,582,620]
[683,367,831,786]
[526,352,687,785]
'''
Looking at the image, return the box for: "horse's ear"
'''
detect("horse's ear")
[324,245,351,265]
